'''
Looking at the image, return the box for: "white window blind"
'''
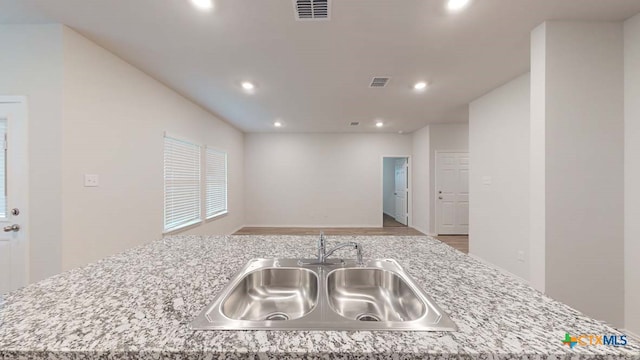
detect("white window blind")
[206,148,228,219]
[0,119,6,219]
[164,135,201,232]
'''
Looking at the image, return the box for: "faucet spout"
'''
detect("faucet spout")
[315,232,364,265]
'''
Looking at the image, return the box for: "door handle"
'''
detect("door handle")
[3,224,20,232]
[438,196,443,200]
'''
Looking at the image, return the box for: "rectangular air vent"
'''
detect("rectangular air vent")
[370,77,390,88]
[294,0,330,21]
[350,122,360,126]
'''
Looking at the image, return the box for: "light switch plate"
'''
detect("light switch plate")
[84,174,99,187]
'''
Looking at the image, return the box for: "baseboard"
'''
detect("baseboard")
[467,253,530,286]
[623,329,640,341]
[411,225,429,235]
[228,225,246,235]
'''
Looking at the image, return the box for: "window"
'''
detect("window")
[205,147,227,219]
[164,135,201,232]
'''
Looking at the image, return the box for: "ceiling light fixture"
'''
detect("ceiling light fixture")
[274,121,282,128]
[447,0,470,11]
[414,81,428,91]
[376,121,384,128]
[241,82,255,91]
[191,0,214,11]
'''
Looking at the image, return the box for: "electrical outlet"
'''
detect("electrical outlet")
[517,250,525,262]
[84,174,99,187]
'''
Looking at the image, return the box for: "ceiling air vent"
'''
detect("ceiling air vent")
[370,77,390,88]
[350,122,360,126]
[294,0,330,21]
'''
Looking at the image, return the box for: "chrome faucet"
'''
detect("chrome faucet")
[317,232,363,265]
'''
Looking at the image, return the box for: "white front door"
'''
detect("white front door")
[436,152,469,235]
[0,98,29,294]
[394,158,408,225]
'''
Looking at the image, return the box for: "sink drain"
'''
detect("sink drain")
[356,314,381,322]
[265,312,290,321]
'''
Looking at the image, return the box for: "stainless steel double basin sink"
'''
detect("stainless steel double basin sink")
[191,258,457,331]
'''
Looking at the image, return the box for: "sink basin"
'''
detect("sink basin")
[221,268,318,321]
[327,268,425,322]
[191,258,457,331]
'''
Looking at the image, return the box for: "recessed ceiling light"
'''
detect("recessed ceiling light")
[447,0,470,11]
[274,121,282,128]
[414,81,428,91]
[376,121,384,128]
[191,0,213,11]
[241,82,255,91]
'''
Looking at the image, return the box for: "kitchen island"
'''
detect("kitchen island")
[0,235,638,359]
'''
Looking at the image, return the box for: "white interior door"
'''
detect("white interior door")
[394,158,408,225]
[0,98,29,295]
[436,152,468,235]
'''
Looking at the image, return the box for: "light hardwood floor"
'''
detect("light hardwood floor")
[434,235,469,254]
[232,227,470,254]
[382,213,406,227]
[233,226,424,236]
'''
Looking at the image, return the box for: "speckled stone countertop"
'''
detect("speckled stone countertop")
[0,235,638,359]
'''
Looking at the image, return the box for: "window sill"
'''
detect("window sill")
[206,210,228,222]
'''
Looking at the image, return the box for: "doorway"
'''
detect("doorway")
[382,157,409,227]
[0,97,29,295]
[435,151,469,235]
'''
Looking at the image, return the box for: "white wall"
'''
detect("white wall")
[531,21,625,326]
[1,24,245,277]
[411,126,430,234]
[60,27,245,270]
[469,73,530,281]
[244,133,411,227]
[382,158,396,216]
[624,13,640,336]
[0,25,64,282]
[529,23,547,292]
[429,123,469,234]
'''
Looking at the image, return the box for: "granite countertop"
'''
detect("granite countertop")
[0,235,638,359]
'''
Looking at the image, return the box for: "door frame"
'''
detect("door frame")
[0,96,30,291]
[381,155,411,228]
[434,150,468,235]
